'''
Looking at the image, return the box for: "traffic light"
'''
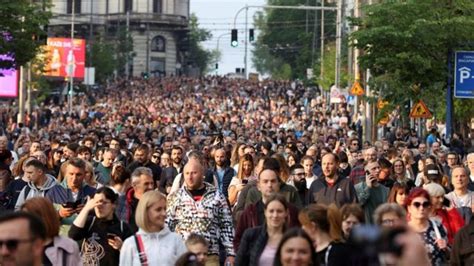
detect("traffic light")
[249,29,254,42]
[215,63,219,69]
[231,29,238,47]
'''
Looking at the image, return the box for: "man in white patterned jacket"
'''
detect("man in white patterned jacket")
[166,158,235,266]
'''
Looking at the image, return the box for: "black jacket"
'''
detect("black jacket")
[235,226,269,266]
[69,215,132,266]
[307,176,358,207]
[451,218,474,266]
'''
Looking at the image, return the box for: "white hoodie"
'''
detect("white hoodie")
[119,226,187,266]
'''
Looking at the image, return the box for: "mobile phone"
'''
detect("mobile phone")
[62,202,77,209]
[242,179,249,185]
[443,197,451,208]
[107,233,117,240]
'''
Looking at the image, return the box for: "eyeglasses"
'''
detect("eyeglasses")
[381,219,396,226]
[152,154,160,159]
[0,238,35,252]
[411,201,430,209]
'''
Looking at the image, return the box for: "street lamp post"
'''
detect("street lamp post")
[233,4,339,81]
[69,0,75,114]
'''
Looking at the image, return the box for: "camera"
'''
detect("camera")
[349,225,405,258]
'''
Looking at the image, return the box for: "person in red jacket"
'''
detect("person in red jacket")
[424,183,465,244]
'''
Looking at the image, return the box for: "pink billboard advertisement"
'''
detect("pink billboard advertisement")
[0,54,18,98]
[44,38,86,79]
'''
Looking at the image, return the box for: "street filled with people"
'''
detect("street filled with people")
[0,76,473,266]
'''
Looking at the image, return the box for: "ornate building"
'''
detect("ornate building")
[49,0,190,77]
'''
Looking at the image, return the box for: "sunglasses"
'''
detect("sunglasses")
[411,201,430,209]
[0,238,35,252]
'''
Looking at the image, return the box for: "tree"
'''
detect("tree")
[252,0,337,79]
[351,0,474,126]
[187,14,216,75]
[0,0,51,70]
[90,37,117,83]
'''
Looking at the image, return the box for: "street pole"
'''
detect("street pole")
[125,10,130,78]
[27,62,31,115]
[446,50,453,140]
[18,66,25,124]
[146,22,150,73]
[335,0,342,88]
[232,4,337,79]
[216,32,231,75]
[244,5,248,79]
[320,0,325,81]
[69,0,75,114]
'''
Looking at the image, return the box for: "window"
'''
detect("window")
[124,0,132,12]
[151,36,166,52]
[67,0,81,14]
[153,0,162,13]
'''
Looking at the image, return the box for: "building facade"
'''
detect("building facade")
[49,0,190,77]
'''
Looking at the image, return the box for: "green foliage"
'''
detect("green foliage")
[187,14,214,75]
[314,41,350,91]
[351,0,474,123]
[114,28,134,76]
[90,37,117,83]
[0,0,51,69]
[252,0,337,79]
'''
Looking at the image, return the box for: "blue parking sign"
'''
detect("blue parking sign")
[455,51,474,99]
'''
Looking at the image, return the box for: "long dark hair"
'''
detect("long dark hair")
[273,227,318,266]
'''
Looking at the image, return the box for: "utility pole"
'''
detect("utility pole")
[125,10,130,78]
[69,0,75,114]
[18,67,25,124]
[335,0,342,88]
[244,5,248,79]
[233,4,338,80]
[320,0,325,80]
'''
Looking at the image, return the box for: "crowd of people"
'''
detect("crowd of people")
[0,76,473,266]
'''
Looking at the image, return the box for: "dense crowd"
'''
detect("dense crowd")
[0,76,473,266]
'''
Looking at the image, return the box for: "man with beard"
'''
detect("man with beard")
[234,167,300,251]
[94,148,116,185]
[212,148,235,198]
[287,164,308,206]
[0,212,46,266]
[159,145,184,193]
[355,161,389,223]
[127,144,162,186]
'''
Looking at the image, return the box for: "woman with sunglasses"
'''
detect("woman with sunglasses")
[406,188,448,265]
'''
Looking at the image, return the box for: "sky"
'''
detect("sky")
[190,0,266,75]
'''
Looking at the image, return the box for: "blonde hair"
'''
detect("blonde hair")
[135,190,167,232]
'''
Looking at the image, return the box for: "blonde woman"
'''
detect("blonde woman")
[120,191,187,266]
[227,154,255,206]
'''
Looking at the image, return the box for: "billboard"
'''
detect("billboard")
[44,38,86,79]
[0,54,18,98]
